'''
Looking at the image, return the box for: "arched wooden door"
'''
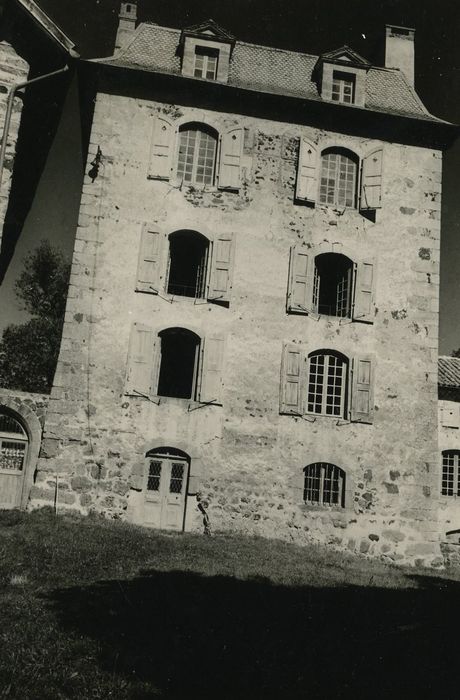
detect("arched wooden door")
[0,412,28,509]
[144,449,189,531]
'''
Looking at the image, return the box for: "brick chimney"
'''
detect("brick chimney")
[115,1,138,51]
[385,25,415,87]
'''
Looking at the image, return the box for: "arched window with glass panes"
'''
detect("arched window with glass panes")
[319,147,359,208]
[177,123,218,186]
[307,350,348,418]
[303,463,346,507]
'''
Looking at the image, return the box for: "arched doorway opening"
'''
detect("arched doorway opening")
[0,410,29,509]
[144,447,190,531]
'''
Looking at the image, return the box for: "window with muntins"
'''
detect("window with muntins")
[177,125,218,186]
[167,231,209,298]
[442,451,460,496]
[157,328,201,400]
[332,71,355,104]
[313,253,353,318]
[194,46,219,80]
[319,148,358,207]
[307,351,347,417]
[304,463,345,507]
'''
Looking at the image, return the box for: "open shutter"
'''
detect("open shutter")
[287,246,313,314]
[360,148,383,210]
[198,335,225,405]
[148,115,174,180]
[441,403,459,428]
[218,127,243,190]
[208,233,234,303]
[351,354,375,424]
[125,323,157,398]
[353,258,375,323]
[295,138,317,203]
[136,226,164,293]
[280,343,305,415]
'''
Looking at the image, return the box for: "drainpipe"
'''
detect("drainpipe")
[0,65,70,193]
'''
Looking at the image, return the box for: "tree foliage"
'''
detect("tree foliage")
[452,348,460,358]
[0,241,70,393]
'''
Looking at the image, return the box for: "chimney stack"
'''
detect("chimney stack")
[385,25,415,87]
[115,2,138,51]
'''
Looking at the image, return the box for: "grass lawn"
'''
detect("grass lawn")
[0,509,459,699]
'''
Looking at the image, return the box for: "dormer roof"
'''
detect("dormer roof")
[318,45,371,69]
[180,19,235,45]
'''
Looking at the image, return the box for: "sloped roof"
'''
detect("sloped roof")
[95,22,447,124]
[439,356,460,387]
[319,45,371,67]
[15,0,79,56]
[182,19,235,42]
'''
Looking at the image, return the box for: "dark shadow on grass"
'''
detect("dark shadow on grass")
[45,570,459,699]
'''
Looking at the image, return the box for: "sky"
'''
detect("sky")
[1,0,459,353]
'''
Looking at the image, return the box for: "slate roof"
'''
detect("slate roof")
[95,22,446,124]
[439,356,460,387]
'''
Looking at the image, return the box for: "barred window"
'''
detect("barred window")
[307,351,347,417]
[304,463,345,507]
[442,451,460,497]
[194,46,219,80]
[332,71,355,104]
[177,125,218,186]
[319,148,358,208]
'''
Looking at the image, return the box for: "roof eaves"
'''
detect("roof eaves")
[16,0,79,57]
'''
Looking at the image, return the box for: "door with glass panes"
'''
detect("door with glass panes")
[144,452,189,530]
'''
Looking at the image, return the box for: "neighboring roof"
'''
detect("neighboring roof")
[15,0,79,57]
[95,22,448,125]
[439,356,460,387]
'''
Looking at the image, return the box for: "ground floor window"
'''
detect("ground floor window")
[442,451,460,496]
[303,462,345,507]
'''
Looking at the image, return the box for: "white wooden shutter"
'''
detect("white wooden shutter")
[148,115,174,180]
[218,127,243,190]
[125,323,157,397]
[353,258,376,323]
[441,403,459,428]
[198,335,225,405]
[360,148,383,210]
[280,343,305,415]
[287,246,313,314]
[208,233,234,303]
[136,226,165,293]
[295,138,317,203]
[351,354,375,424]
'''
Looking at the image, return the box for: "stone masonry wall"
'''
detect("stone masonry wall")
[0,41,29,252]
[35,89,443,565]
[438,398,460,536]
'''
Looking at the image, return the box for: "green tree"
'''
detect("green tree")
[0,241,70,393]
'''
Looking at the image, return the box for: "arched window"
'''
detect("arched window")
[0,411,28,472]
[157,328,201,400]
[304,463,345,507]
[442,450,460,496]
[307,350,348,417]
[167,230,209,298]
[319,148,358,208]
[177,124,218,186]
[313,253,353,317]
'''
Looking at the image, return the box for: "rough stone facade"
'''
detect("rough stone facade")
[33,72,446,565]
[0,40,29,251]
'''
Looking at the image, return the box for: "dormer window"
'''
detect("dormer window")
[194,46,219,80]
[314,46,370,108]
[180,19,235,84]
[332,71,355,104]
